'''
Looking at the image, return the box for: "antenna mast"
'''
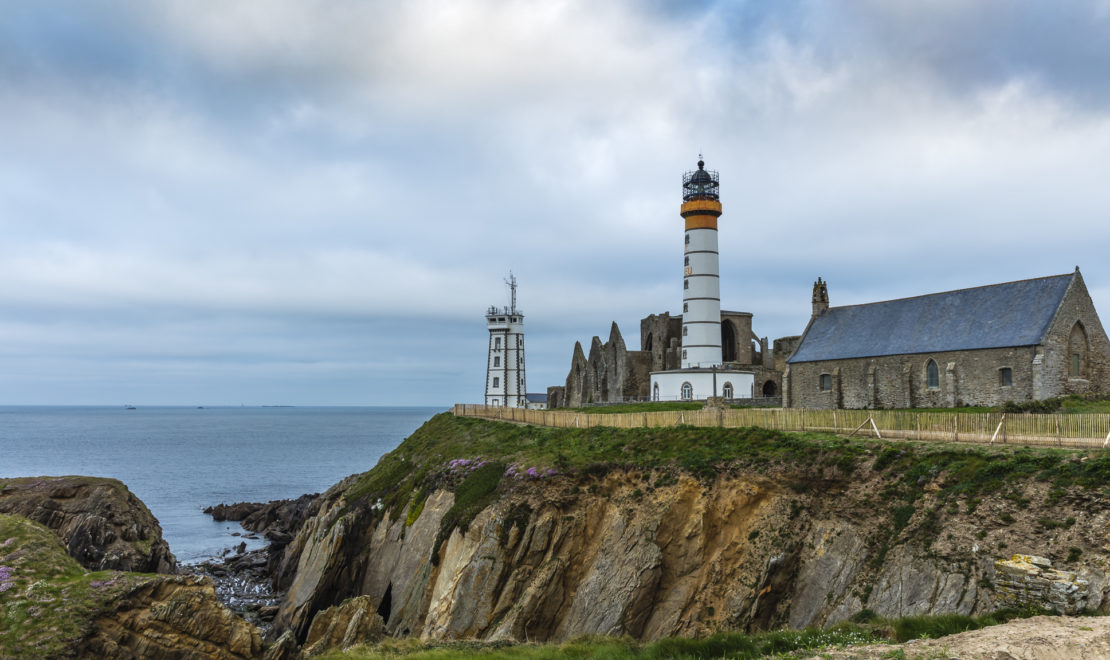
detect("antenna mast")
[505,272,518,314]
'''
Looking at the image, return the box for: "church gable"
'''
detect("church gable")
[788,273,1075,364]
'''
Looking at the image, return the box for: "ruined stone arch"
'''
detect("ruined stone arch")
[721,319,737,362]
[1069,321,1089,378]
[762,380,777,397]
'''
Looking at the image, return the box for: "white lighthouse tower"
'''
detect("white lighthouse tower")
[680,159,723,369]
[485,273,526,407]
[650,158,753,401]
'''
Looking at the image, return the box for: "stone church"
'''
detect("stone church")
[784,269,1110,409]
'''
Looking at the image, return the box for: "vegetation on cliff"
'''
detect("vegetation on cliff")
[0,513,154,657]
[315,607,1059,659]
[345,412,1110,525]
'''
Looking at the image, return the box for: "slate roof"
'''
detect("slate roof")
[787,273,1075,363]
[524,393,548,403]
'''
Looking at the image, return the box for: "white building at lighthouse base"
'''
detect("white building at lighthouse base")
[650,368,754,402]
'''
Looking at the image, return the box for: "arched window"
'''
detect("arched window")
[1069,322,1088,378]
[652,383,660,401]
[682,325,688,336]
[722,382,733,398]
[681,382,693,400]
[762,380,777,397]
[926,360,939,389]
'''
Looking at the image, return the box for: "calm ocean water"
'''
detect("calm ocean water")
[0,406,442,563]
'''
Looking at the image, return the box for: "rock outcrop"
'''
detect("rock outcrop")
[1,512,268,659]
[0,475,176,573]
[994,554,1092,614]
[302,595,385,655]
[77,575,265,659]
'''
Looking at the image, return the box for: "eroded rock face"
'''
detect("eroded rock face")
[0,476,176,573]
[77,575,264,659]
[302,595,385,655]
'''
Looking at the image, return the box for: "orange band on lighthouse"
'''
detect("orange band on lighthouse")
[684,215,719,230]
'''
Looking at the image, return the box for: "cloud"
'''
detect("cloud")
[1,1,1109,404]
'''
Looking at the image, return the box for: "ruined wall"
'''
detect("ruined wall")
[560,323,652,407]
[640,313,683,372]
[786,346,1039,409]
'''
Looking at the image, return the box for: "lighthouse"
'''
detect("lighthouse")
[680,159,723,369]
[484,273,526,407]
[650,158,753,401]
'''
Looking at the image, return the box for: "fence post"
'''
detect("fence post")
[953,415,958,442]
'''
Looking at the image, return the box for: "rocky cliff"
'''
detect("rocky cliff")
[0,475,176,573]
[267,413,1110,644]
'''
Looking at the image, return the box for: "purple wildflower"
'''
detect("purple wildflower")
[0,565,13,593]
[526,467,539,478]
[546,468,558,477]
[1,537,12,547]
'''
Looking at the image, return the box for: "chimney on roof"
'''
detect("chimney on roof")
[812,277,829,318]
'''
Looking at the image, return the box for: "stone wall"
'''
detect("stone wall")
[773,336,802,372]
[1038,271,1110,398]
[640,313,683,372]
[786,346,1039,409]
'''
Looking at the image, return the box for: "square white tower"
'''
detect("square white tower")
[485,274,526,407]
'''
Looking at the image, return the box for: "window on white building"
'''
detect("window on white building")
[492,377,500,388]
[682,326,688,336]
[681,382,693,400]
[494,337,501,349]
[493,357,500,367]
[723,382,733,398]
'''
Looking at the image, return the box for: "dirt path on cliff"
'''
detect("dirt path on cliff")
[805,615,1110,659]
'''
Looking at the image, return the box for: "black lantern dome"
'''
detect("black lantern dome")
[682,159,719,201]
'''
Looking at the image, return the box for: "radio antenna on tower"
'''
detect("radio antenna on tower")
[505,271,518,314]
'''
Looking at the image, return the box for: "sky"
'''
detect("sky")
[2,1,1110,406]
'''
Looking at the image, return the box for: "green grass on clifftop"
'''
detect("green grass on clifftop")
[0,514,154,658]
[342,413,1110,538]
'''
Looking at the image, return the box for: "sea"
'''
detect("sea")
[0,405,443,563]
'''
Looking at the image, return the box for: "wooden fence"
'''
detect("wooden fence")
[452,404,1110,450]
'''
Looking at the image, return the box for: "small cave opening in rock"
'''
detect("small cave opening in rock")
[377,583,392,623]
